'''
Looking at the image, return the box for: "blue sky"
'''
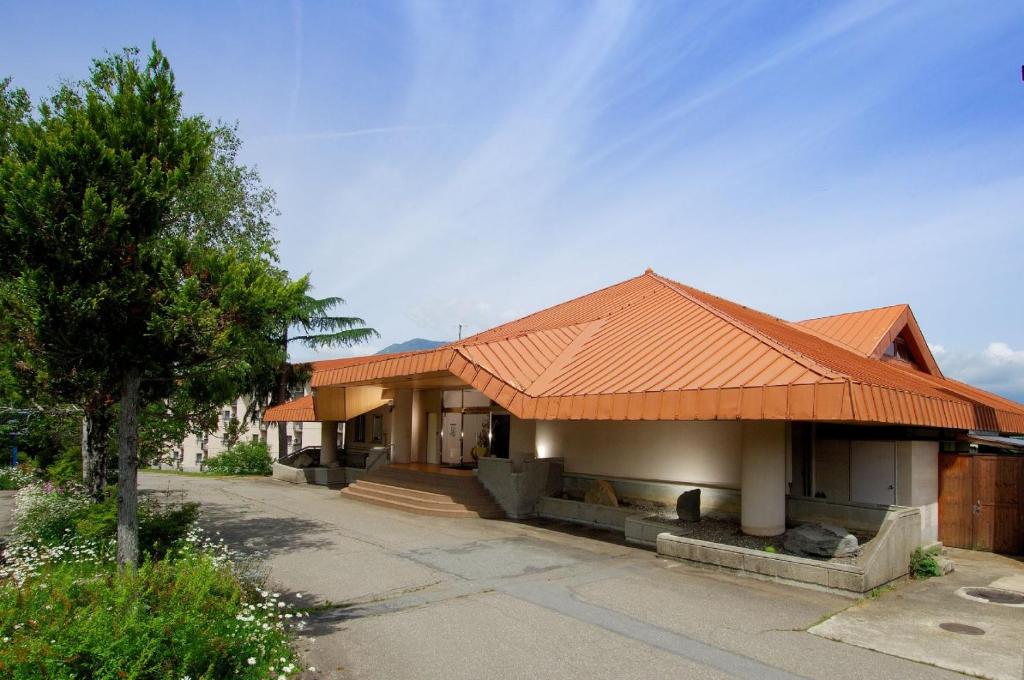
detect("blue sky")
[3,1,1023,400]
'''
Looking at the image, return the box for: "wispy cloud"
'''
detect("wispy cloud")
[233,1,1024,373]
[270,124,457,142]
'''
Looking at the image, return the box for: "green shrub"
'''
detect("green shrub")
[205,440,272,476]
[1,484,302,679]
[0,465,35,490]
[44,443,86,485]
[72,495,200,560]
[12,484,198,560]
[0,546,299,679]
[10,483,93,544]
[910,546,942,579]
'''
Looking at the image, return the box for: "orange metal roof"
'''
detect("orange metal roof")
[795,304,943,376]
[797,305,909,356]
[307,271,1024,434]
[262,394,315,422]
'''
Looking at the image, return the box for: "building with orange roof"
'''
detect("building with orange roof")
[264,270,1024,555]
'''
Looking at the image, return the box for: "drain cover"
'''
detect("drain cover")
[939,622,985,635]
[963,587,1024,605]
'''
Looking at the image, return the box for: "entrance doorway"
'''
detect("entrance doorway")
[939,453,1023,554]
[490,414,510,459]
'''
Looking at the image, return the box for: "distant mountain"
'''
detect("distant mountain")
[376,338,450,355]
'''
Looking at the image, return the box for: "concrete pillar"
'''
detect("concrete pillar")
[909,441,939,544]
[740,421,787,536]
[410,390,423,463]
[320,421,339,467]
[391,388,413,463]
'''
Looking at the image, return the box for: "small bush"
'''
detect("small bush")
[11,482,93,543]
[0,466,35,491]
[12,484,199,560]
[0,484,303,679]
[72,494,200,560]
[0,541,299,679]
[44,444,86,485]
[205,440,272,476]
[910,546,942,579]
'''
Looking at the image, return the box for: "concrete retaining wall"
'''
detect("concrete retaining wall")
[476,457,563,518]
[786,496,890,533]
[536,496,640,530]
[561,473,740,515]
[271,462,354,487]
[625,515,683,548]
[657,504,922,595]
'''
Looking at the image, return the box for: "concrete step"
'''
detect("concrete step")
[354,480,492,504]
[364,468,481,488]
[340,484,504,518]
[357,477,494,502]
[344,482,503,513]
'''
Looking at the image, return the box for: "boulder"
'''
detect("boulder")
[676,489,700,522]
[584,480,619,507]
[783,523,859,558]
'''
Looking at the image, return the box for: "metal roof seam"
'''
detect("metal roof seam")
[649,274,842,381]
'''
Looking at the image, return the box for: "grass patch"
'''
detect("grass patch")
[142,468,223,477]
[866,584,895,599]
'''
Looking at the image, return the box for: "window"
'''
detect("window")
[353,415,366,442]
[252,434,259,442]
[883,336,918,366]
[195,453,203,464]
[372,414,383,443]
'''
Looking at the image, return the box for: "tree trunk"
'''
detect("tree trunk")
[274,331,290,460]
[81,405,112,501]
[116,370,142,569]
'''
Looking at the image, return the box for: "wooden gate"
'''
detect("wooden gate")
[939,453,1023,554]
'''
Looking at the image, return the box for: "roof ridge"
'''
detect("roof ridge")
[796,303,908,325]
[455,322,586,348]
[453,273,656,346]
[648,273,843,381]
[786,319,876,356]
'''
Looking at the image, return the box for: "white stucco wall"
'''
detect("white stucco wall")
[535,420,743,488]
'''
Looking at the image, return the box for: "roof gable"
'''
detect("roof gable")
[795,305,942,377]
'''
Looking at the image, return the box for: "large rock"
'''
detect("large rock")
[676,489,700,522]
[783,523,859,558]
[584,480,619,507]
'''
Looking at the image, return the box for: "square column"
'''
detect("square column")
[391,388,413,463]
[741,421,787,536]
[320,421,339,467]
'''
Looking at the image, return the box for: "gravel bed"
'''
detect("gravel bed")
[641,513,871,564]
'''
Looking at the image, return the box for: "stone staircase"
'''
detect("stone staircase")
[340,465,505,518]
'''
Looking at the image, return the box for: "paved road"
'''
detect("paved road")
[140,473,964,680]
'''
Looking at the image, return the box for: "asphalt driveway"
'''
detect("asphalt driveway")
[139,472,967,680]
